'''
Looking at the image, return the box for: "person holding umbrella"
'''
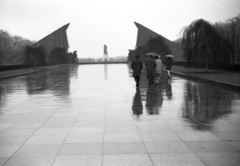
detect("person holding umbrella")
[145,53,157,85]
[165,55,174,78]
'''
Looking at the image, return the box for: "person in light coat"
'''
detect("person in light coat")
[154,55,163,85]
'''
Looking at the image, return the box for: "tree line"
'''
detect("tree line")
[0,30,78,67]
[24,45,78,68]
[0,30,33,64]
[180,13,240,71]
[129,14,240,71]
[214,14,240,64]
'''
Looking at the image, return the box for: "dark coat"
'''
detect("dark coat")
[131,59,143,77]
[166,58,173,70]
[145,57,156,77]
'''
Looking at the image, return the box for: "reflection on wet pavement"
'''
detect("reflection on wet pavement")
[0,64,240,166]
[132,89,143,117]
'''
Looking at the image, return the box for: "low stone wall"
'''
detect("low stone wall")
[0,64,25,71]
[173,61,240,71]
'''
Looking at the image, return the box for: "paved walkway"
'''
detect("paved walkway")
[0,64,239,166]
[1,64,239,87]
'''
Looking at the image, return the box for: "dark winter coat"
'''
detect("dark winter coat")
[131,59,143,77]
[166,58,173,70]
[145,57,156,77]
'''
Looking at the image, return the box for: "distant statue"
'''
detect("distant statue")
[104,44,108,55]
[102,44,109,61]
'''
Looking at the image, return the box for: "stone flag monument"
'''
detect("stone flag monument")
[6,23,70,65]
[128,22,183,61]
[102,44,109,61]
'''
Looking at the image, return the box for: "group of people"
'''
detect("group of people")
[131,54,173,87]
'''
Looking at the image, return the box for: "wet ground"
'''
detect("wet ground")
[0,64,240,166]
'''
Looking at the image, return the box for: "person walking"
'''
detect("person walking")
[154,55,163,85]
[166,57,173,78]
[131,55,143,87]
[145,55,156,85]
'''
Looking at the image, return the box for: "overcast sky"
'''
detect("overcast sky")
[1,0,240,58]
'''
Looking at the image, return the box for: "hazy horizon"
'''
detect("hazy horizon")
[1,0,240,58]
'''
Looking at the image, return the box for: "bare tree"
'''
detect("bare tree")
[24,45,46,68]
[0,29,34,65]
[181,19,233,72]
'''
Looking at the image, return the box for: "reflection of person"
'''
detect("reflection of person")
[132,88,143,117]
[154,55,163,85]
[145,85,163,115]
[131,55,143,87]
[0,85,7,108]
[166,79,172,99]
[104,44,108,55]
[145,55,156,85]
[154,86,163,113]
[166,57,173,78]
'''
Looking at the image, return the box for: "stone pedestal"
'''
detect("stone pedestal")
[102,54,109,61]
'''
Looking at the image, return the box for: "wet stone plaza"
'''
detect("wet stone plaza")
[0,64,240,166]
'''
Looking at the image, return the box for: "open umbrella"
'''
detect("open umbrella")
[146,52,159,57]
[165,54,174,58]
